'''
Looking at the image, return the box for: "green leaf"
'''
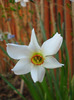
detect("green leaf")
[40,19,47,41]
[10,6,16,11]
[9,0,15,4]
[50,70,63,100]
[46,70,55,99]
[71,75,74,100]
[2,15,6,18]
[20,75,42,100]
[41,77,53,100]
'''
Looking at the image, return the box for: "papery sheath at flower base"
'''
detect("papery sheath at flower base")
[6,29,64,83]
[15,0,29,7]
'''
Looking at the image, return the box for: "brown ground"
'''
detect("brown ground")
[0,74,32,100]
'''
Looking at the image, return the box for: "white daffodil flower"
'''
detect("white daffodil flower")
[15,0,29,7]
[7,29,64,83]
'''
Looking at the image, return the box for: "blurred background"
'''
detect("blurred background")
[0,0,74,100]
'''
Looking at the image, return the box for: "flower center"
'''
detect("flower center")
[31,53,44,65]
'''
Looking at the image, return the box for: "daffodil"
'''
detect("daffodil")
[15,0,29,7]
[7,29,64,83]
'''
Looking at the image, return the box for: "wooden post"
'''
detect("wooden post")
[49,0,55,34]
[44,0,50,38]
[64,0,73,75]
[72,2,74,74]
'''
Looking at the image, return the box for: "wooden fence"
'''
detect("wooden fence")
[0,0,73,74]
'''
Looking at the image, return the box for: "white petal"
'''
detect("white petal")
[12,58,32,75]
[43,56,64,69]
[41,32,63,56]
[29,29,40,52]
[31,66,45,83]
[7,43,31,59]
[20,1,26,7]
[15,0,21,2]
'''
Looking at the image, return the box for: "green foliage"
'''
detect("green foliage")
[71,75,74,100]
[9,0,15,4]
[2,14,6,18]
[66,3,71,9]
[10,6,16,11]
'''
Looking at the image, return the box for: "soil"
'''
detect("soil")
[0,74,32,100]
